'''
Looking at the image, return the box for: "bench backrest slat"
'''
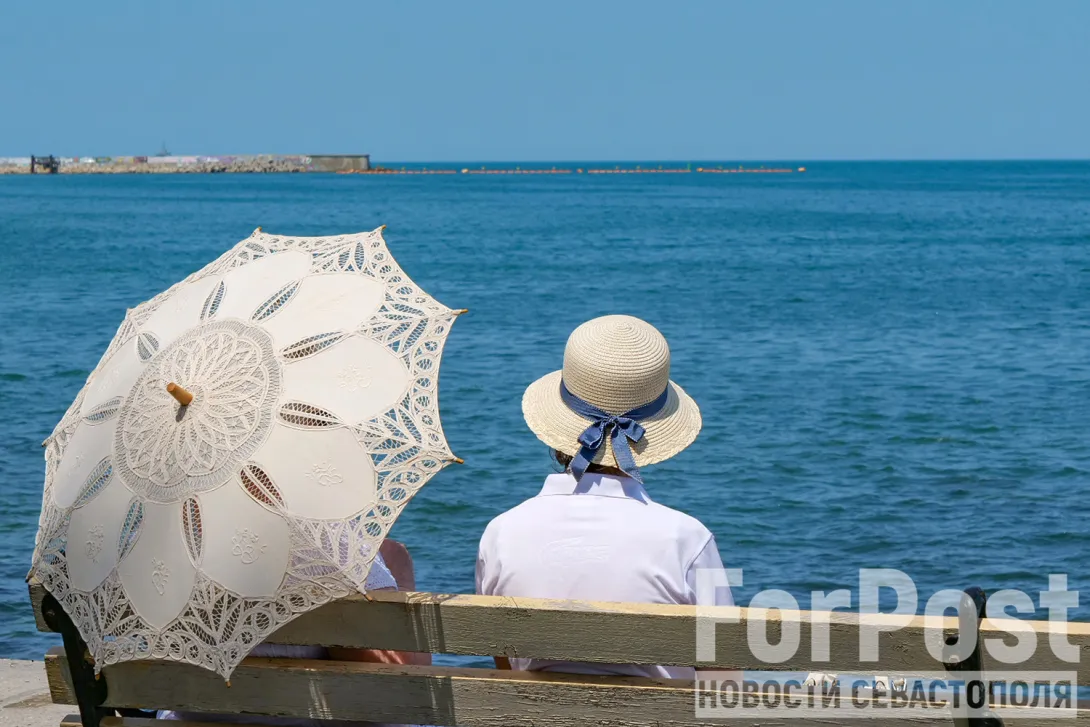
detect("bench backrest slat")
[29,583,1089,682]
[47,648,994,727]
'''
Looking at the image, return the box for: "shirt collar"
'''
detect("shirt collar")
[538,472,652,503]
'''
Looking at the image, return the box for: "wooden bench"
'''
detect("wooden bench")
[29,581,1089,727]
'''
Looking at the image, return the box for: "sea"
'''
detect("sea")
[1,162,1088,662]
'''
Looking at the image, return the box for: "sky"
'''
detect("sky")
[1,1,1089,161]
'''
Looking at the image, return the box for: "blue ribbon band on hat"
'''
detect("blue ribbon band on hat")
[559,380,670,484]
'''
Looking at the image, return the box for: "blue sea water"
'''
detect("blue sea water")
[1,162,1088,661]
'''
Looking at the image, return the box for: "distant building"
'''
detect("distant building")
[308,154,371,172]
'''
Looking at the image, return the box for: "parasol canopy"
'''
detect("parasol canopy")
[30,226,461,678]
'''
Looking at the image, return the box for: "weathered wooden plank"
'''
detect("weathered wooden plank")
[44,651,722,727]
[30,581,1089,681]
[41,650,940,727]
[29,578,50,632]
[45,649,1088,727]
[257,592,1090,682]
[45,650,76,706]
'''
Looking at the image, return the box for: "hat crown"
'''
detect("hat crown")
[562,315,671,414]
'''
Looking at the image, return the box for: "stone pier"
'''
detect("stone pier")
[0,660,71,727]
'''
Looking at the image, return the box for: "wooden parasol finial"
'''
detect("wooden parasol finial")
[166,382,194,406]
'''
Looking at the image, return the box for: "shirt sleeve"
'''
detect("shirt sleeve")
[475,525,490,595]
[684,535,734,607]
[475,547,486,595]
[363,552,397,591]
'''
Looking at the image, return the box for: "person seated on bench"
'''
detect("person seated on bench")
[159,538,429,725]
[476,316,734,679]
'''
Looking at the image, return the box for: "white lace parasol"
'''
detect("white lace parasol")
[30,226,462,678]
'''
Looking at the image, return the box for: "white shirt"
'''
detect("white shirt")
[476,472,733,679]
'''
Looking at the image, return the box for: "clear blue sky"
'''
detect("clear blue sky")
[2,1,1088,161]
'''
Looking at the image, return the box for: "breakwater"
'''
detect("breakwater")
[0,154,370,174]
[340,165,805,175]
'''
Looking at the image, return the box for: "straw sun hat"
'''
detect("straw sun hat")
[522,315,702,477]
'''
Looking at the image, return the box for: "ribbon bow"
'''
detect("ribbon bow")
[559,381,670,484]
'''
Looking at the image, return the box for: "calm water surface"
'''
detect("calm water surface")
[1,162,1088,659]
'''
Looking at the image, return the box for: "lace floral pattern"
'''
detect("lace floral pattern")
[31,227,459,679]
[116,320,282,503]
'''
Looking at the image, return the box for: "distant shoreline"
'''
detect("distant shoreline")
[0,161,309,174]
[0,154,368,175]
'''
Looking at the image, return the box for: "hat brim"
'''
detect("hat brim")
[522,370,702,469]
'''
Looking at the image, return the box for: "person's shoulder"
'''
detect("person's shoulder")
[643,500,719,570]
[644,499,715,544]
[479,496,543,544]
